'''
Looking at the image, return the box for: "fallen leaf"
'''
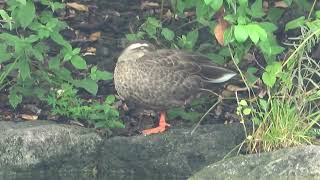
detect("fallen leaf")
[21,114,38,121]
[67,2,89,12]
[214,18,229,46]
[141,1,159,10]
[89,32,101,41]
[83,47,96,56]
[274,1,288,8]
[263,1,269,12]
[226,85,248,92]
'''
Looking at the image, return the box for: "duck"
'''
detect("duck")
[114,41,237,135]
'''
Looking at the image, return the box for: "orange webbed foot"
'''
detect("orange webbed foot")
[142,112,170,135]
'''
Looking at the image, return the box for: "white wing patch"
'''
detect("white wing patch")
[126,43,150,50]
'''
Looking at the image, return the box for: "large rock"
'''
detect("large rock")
[0,121,102,179]
[0,120,246,179]
[97,124,246,179]
[189,145,320,180]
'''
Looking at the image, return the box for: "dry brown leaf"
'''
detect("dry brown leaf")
[89,32,101,41]
[214,19,229,46]
[66,2,89,12]
[86,47,97,53]
[274,1,289,8]
[141,1,159,10]
[226,85,248,92]
[263,1,269,12]
[21,114,38,121]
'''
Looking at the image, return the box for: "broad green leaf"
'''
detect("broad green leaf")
[239,100,248,106]
[247,25,260,44]
[316,11,320,19]
[31,49,44,62]
[262,71,276,87]
[234,25,248,43]
[90,66,113,80]
[186,30,199,48]
[243,108,251,115]
[259,22,277,32]
[0,44,11,63]
[223,27,234,45]
[259,99,268,112]
[210,0,223,11]
[9,90,22,108]
[18,57,31,80]
[262,62,282,87]
[17,1,35,28]
[250,0,264,18]
[284,0,292,6]
[238,0,248,6]
[50,32,70,48]
[167,108,201,121]
[285,16,305,31]
[70,55,87,69]
[267,8,285,23]
[0,10,10,20]
[16,0,26,5]
[203,0,213,5]
[161,28,175,41]
[105,95,116,104]
[73,79,98,95]
[48,57,60,70]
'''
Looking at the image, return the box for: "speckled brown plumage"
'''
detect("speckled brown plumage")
[114,42,237,111]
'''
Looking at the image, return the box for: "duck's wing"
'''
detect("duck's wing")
[140,49,237,83]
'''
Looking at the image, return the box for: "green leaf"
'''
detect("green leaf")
[90,66,113,80]
[259,22,277,32]
[18,57,30,80]
[203,0,213,5]
[262,62,282,87]
[210,0,223,11]
[48,57,60,70]
[243,108,251,115]
[167,108,201,122]
[186,30,199,49]
[105,95,116,104]
[285,16,305,31]
[234,25,248,43]
[51,32,70,48]
[70,55,87,69]
[0,10,11,20]
[250,0,265,18]
[9,90,22,108]
[31,49,44,62]
[17,1,35,28]
[0,44,11,63]
[238,0,248,6]
[239,100,248,106]
[247,25,260,44]
[161,28,175,41]
[73,79,98,95]
[284,0,292,6]
[16,0,26,5]
[267,8,285,23]
[316,11,320,19]
[259,99,268,112]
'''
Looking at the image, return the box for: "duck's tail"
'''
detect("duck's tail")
[200,64,238,83]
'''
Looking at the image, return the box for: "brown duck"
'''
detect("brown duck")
[114,41,237,135]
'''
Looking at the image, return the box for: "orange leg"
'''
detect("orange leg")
[142,111,170,135]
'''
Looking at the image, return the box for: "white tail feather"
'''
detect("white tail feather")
[203,73,237,83]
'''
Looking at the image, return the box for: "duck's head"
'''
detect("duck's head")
[118,41,156,62]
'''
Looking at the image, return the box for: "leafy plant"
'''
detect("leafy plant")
[0,0,113,109]
[45,83,124,129]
